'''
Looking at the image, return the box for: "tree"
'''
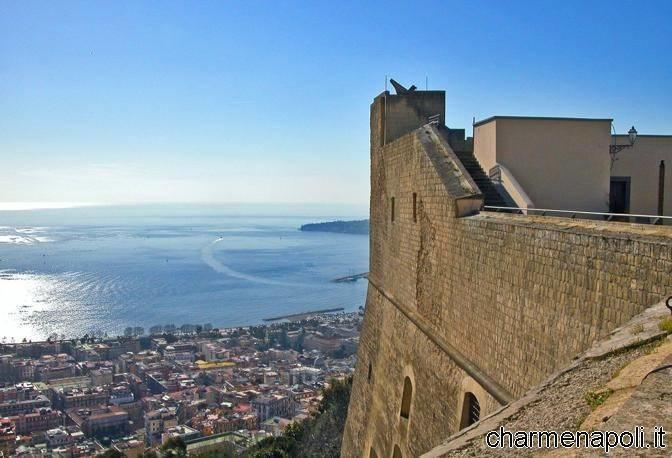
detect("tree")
[278,329,291,350]
[293,329,305,353]
[332,345,346,359]
[268,333,278,348]
[181,324,195,334]
[161,437,187,457]
[100,449,124,458]
[164,333,178,344]
[249,326,266,340]
[244,377,352,458]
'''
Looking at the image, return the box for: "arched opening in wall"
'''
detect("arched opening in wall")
[460,392,480,429]
[367,362,372,383]
[392,445,402,458]
[400,376,412,419]
[369,447,378,458]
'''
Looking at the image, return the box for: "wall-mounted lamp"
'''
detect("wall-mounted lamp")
[610,125,638,170]
[611,125,638,155]
[627,126,638,146]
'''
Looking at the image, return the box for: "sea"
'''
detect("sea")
[0,204,369,341]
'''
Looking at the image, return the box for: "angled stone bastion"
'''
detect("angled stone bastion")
[341,87,672,457]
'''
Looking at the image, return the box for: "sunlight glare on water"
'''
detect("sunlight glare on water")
[0,205,369,341]
[0,271,67,341]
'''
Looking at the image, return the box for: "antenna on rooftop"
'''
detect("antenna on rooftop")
[385,75,388,92]
[425,76,428,90]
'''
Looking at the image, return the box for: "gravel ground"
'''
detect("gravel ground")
[443,340,660,457]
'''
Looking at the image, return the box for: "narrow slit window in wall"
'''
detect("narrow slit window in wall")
[412,193,417,222]
[400,376,412,419]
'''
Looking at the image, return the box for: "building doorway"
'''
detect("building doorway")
[609,177,631,214]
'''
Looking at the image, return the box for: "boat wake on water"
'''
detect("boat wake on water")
[200,238,311,288]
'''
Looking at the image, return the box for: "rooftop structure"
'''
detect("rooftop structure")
[67,405,129,438]
[472,114,672,219]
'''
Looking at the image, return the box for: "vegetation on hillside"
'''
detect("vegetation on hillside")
[245,376,353,458]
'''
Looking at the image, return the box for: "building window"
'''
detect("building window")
[393,445,402,458]
[391,197,395,222]
[400,376,412,419]
[367,362,372,383]
[412,193,417,223]
[460,392,480,429]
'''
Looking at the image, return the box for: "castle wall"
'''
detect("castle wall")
[342,95,672,457]
[343,287,500,458]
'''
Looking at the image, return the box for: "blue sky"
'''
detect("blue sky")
[1,0,671,206]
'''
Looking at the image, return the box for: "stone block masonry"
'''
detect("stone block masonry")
[341,90,672,457]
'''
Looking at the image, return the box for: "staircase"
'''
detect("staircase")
[451,149,507,206]
[435,125,514,207]
[435,125,507,206]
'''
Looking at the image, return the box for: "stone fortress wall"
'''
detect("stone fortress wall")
[341,90,672,458]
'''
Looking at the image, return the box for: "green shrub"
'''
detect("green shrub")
[245,377,352,458]
[585,389,613,409]
[658,317,672,333]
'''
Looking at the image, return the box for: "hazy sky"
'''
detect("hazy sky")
[2,0,671,206]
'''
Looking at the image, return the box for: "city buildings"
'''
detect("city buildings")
[251,394,296,422]
[0,311,359,456]
[10,408,63,435]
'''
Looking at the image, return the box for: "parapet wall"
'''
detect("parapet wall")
[342,121,672,457]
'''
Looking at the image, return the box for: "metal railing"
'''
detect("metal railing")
[483,205,672,225]
[428,114,441,125]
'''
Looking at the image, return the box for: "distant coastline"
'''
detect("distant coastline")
[0,210,368,341]
[299,219,369,235]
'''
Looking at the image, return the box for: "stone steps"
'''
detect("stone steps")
[454,151,507,207]
[435,125,508,207]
